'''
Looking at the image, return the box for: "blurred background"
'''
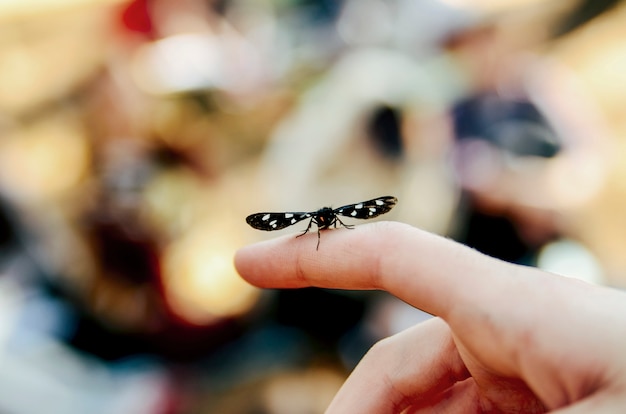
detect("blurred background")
[0,0,625,412]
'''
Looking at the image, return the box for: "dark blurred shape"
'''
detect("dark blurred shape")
[69,309,244,361]
[274,288,367,352]
[87,214,160,285]
[451,93,561,265]
[0,198,18,255]
[296,0,345,24]
[453,93,561,158]
[553,0,622,38]
[210,0,230,15]
[367,105,404,160]
[455,194,537,265]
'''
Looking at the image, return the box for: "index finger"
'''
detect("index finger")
[234,221,521,319]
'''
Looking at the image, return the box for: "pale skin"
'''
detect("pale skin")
[235,221,626,413]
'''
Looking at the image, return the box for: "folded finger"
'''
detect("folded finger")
[325,318,470,414]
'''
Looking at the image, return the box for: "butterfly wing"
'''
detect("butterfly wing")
[246,212,311,231]
[334,196,397,219]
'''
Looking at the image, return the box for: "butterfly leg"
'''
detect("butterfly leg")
[335,216,354,230]
[316,229,321,250]
[296,218,315,238]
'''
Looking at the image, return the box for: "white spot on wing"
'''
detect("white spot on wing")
[270,220,277,228]
[262,214,271,221]
[285,213,293,218]
[375,199,384,205]
[351,210,357,216]
[355,203,363,209]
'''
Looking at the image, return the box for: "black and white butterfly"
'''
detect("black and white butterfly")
[246,196,398,249]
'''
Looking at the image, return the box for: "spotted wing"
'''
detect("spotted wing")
[246,211,311,231]
[334,196,398,220]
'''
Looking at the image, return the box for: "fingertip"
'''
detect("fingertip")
[233,245,249,279]
[233,240,267,288]
[233,241,257,271]
[234,233,301,288]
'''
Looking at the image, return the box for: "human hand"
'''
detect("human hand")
[235,222,626,413]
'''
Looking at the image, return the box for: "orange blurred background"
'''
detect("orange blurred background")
[0,0,625,412]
